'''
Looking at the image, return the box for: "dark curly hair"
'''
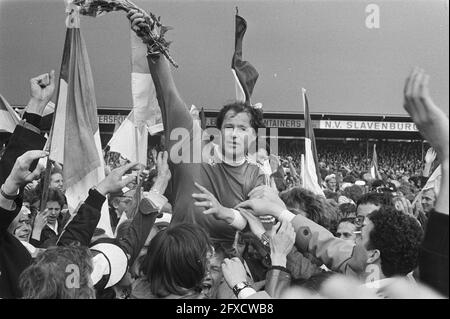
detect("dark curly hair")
[342,184,363,203]
[280,187,338,232]
[367,207,424,277]
[19,245,94,299]
[356,192,393,208]
[216,102,265,131]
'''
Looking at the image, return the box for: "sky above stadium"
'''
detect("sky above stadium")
[0,0,448,116]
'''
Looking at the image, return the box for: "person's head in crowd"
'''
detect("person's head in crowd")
[335,217,358,242]
[343,174,356,184]
[8,206,32,242]
[49,167,64,193]
[280,187,337,232]
[201,244,230,299]
[324,174,338,192]
[338,202,357,218]
[397,183,415,202]
[140,223,212,298]
[215,102,264,163]
[356,192,393,217]
[421,188,436,215]
[323,190,339,203]
[108,188,136,218]
[19,245,95,299]
[45,187,66,226]
[358,207,424,279]
[342,184,363,203]
[130,213,172,279]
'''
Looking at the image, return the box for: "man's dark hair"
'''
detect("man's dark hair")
[367,207,424,277]
[19,245,94,299]
[356,192,393,208]
[141,223,212,298]
[342,184,363,203]
[216,102,265,131]
[339,203,357,218]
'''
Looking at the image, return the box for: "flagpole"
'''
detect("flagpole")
[39,30,69,213]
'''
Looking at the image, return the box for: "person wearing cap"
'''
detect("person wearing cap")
[56,151,172,294]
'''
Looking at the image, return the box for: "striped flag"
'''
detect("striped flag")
[0,94,20,133]
[49,5,112,236]
[301,88,324,196]
[370,144,382,180]
[231,12,259,105]
[108,31,162,164]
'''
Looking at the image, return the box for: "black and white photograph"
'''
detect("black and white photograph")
[0,0,448,305]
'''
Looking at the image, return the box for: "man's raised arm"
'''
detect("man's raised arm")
[127,9,194,152]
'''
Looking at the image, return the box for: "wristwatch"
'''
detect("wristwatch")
[260,232,271,247]
[232,281,251,298]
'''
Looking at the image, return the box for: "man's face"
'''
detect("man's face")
[336,221,357,242]
[327,178,337,190]
[357,203,381,218]
[202,250,225,299]
[46,201,62,225]
[50,173,64,192]
[14,208,32,242]
[114,190,136,216]
[356,216,374,250]
[421,189,436,213]
[221,111,255,161]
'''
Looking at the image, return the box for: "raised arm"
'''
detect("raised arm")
[403,68,449,296]
[127,10,194,152]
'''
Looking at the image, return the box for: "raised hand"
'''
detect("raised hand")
[269,220,295,267]
[3,150,48,194]
[27,71,56,115]
[96,162,140,196]
[221,257,248,289]
[403,68,449,161]
[192,182,234,223]
[425,148,437,164]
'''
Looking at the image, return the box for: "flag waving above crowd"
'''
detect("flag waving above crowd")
[49,3,112,236]
[231,10,259,105]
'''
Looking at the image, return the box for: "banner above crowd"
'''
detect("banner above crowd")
[97,115,419,132]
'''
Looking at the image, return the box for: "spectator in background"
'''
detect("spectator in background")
[49,167,64,193]
[335,217,358,242]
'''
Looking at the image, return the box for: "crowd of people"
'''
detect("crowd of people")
[0,9,448,301]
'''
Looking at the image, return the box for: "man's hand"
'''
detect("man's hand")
[235,194,287,219]
[425,148,437,165]
[150,151,171,195]
[192,182,234,223]
[403,68,449,161]
[393,195,414,216]
[269,220,295,267]
[3,150,48,194]
[96,162,139,196]
[27,71,56,115]
[239,208,265,239]
[126,9,152,36]
[221,257,248,289]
